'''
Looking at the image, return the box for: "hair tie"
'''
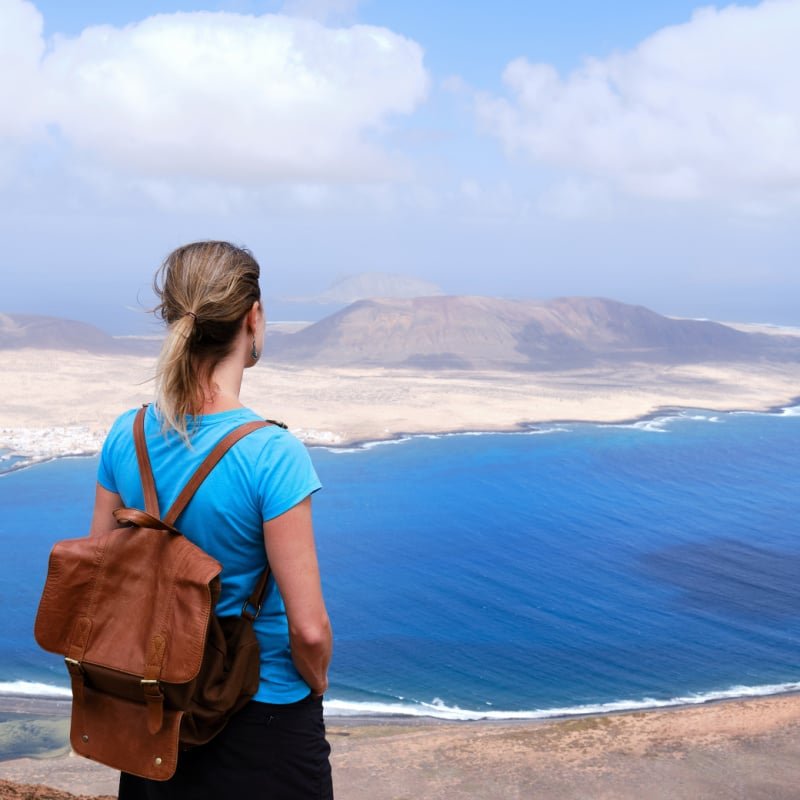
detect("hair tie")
[185,311,197,322]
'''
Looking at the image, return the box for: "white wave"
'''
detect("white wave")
[324,681,800,720]
[0,681,71,698]
[604,417,674,433]
[322,433,458,454]
[601,410,735,433]
[3,679,798,717]
[320,426,571,453]
[524,426,571,435]
[321,435,415,454]
[730,402,800,418]
[361,436,416,449]
[324,447,364,455]
[427,427,570,438]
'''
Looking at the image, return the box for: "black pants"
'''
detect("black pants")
[118,695,333,800]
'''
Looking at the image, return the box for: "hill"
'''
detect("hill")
[0,313,156,354]
[267,296,800,370]
[4,299,798,370]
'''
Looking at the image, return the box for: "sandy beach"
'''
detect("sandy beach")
[1,348,799,466]
[1,693,800,799]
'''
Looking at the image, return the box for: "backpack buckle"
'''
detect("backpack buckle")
[64,657,83,675]
[64,657,86,704]
[241,598,263,621]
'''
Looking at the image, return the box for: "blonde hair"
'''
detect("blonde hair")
[152,241,261,443]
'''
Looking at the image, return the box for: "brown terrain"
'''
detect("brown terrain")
[0,781,112,800]
[1,694,800,799]
[0,314,155,356]
[267,295,799,369]
[4,297,800,370]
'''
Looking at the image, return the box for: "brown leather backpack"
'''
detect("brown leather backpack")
[34,407,274,780]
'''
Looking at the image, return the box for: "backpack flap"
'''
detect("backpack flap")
[71,682,183,781]
[35,525,222,684]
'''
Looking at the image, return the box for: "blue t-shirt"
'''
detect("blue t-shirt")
[97,404,322,704]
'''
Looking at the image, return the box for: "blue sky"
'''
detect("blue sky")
[1,0,797,332]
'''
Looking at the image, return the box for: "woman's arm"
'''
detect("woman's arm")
[89,484,123,537]
[263,496,332,696]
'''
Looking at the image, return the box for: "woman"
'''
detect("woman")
[88,241,333,799]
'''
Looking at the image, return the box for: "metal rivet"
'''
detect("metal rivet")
[81,734,89,743]
[154,757,162,766]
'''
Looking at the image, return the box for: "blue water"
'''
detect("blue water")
[2,408,799,719]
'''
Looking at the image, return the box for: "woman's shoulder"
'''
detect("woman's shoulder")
[166,406,310,465]
[237,415,321,520]
[102,406,142,447]
[236,411,311,463]
[97,407,143,491]
[103,405,309,463]
[112,406,142,427]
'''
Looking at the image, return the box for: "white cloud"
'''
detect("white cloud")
[476,0,800,210]
[0,1,429,184]
[0,0,46,138]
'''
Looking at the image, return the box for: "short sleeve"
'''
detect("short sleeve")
[97,409,137,493]
[257,430,322,522]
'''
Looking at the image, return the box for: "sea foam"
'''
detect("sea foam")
[0,681,72,698]
[324,681,800,720]
[2,679,798,718]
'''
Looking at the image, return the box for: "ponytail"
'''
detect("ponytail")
[152,241,261,444]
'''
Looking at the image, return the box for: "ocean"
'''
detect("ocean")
[2,407,799,720]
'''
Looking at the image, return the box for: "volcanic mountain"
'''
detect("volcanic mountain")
[4,298,797,370]
[267,296,799,370]
[0,313,156,354]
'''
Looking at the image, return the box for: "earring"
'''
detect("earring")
[251,337,260,362]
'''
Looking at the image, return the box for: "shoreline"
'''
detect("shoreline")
[1,686,798,731]
[3,676,800,724]
[333,395,800,451]
[2,395,799,475]
[3,347,800,464]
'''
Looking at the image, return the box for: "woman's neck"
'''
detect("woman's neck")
[197,358,245,414]
[197,387,243,415]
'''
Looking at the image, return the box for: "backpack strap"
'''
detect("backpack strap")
[131,406,273,527]
[133,406,160,517]
[163,420,271,527]
[133,407,276,619]
[241,566,271,622]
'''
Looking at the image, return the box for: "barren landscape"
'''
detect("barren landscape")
[2,349,800,467]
